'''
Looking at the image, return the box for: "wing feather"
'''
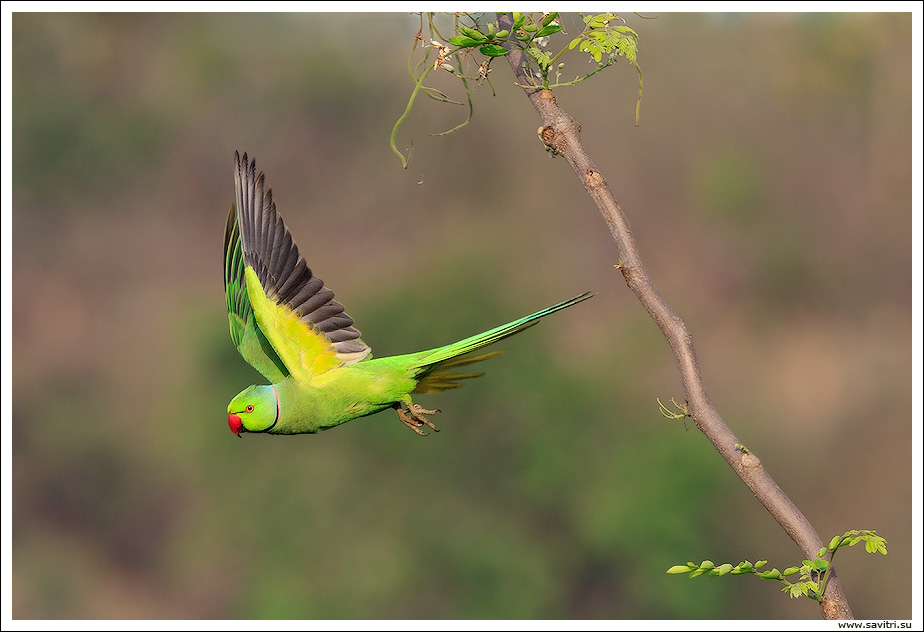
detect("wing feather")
[223,205,289,383]
[228,151,371,381]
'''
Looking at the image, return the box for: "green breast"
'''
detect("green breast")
[269,360,417,434]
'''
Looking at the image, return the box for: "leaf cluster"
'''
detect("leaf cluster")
[446,12,641,94]
[568,14,639,65]
[447,13,562,60]
[390,12,644,167]
[666,530,887,602]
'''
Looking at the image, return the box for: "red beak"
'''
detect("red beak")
[228,413,243,437]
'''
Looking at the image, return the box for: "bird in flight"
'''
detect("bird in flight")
[224,151,593,436]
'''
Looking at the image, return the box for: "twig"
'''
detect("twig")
[496,12,853,620]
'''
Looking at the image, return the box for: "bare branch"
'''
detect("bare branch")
[496,13,853,620]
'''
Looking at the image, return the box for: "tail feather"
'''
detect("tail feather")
[412,292,593,394]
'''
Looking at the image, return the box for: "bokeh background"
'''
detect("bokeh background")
[11,11,913,620]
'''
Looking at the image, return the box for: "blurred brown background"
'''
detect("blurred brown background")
[12,12,912,620]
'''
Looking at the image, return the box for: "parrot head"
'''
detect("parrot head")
[227,385,279,436]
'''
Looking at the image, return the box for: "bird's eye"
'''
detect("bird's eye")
[245,405,254,413]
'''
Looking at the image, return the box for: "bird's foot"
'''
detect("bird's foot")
[395,403,441,436]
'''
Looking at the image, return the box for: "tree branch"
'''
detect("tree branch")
[496,13,853,620]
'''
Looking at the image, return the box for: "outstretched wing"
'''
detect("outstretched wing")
[224,205,289,382]
[223,151,371,384]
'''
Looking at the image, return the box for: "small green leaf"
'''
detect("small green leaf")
[828,535,841,550]
[715,563,734,576]
[667,565,693,574]
[816,546,828,558]
[699,560,715,570]
[759,569,782,580]
[568,36,583,50]
[448,36,481,47]
[804,580,820,594]
[535,24,562,38]
[541,12,559,26]
[459,26,487,42]
[614,25,639,38]
[754,560,768,569]
[526,45,551,69]
[523,24,538,33]
[479,44,509,57]
[783,566,801,576]
[784,582,815,599]
[486,22,496,37]
[588,13,619,28]
[495,30,509,38]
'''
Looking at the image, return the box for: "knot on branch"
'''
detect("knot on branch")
[540,119,581,156]
[741,450,763,472]
[585,169,605,189]
[539,125,557,147]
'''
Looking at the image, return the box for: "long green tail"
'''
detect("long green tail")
[412,292,594,393]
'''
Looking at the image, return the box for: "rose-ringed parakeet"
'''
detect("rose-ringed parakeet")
[224,151,593,436]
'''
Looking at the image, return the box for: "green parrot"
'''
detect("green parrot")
[224,151,593,436]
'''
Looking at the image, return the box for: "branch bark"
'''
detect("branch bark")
[496,13,853,620]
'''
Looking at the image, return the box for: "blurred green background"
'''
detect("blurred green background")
[12,12,912,620]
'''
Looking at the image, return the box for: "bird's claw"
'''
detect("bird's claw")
[395,403,441,436]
